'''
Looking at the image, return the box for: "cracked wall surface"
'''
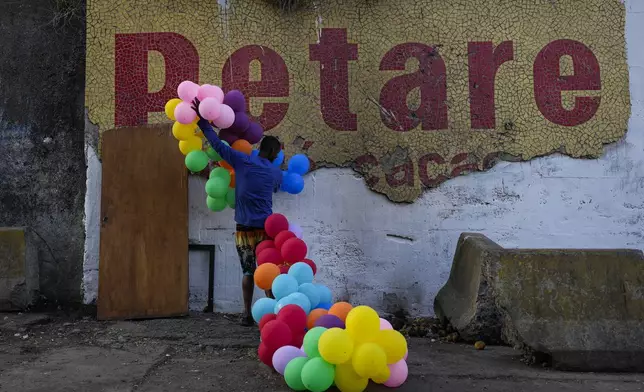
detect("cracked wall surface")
[85,0,630,202]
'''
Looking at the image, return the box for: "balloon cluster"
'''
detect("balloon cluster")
[164,81,309,211]
[250,213,409,392]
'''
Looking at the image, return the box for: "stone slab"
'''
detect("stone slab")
[0,227,39,310]
[434,233,644,371]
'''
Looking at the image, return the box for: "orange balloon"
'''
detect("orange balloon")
[220,160,233,170]
[254,263,280,290]
[329,302,353,322]
[307,308,328,329]
[229,170,236,188]
[232,139,252,155]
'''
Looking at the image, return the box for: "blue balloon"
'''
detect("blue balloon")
[272,274,299,300]
[272,150,284,167]
[316,302,332,310]
[289,262,314,285]
[251,298,276,323]
[288,292,312,314]
[251,149,259,158]
[274,296,291,314]
[298,283,320,309]
[287,154,310,175]
[283,173,305,195]
[316,284,333,304]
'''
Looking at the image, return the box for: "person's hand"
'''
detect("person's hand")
[191,98,203,120]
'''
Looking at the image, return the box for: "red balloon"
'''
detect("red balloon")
[281,238,308,263]
[274,231,296,250]
[259,313,277,330]
[302,259,317,275]
[291,331,306,348]
[255,240,275,257]
[257,248,282,265]
[260,320,293,351]
[279,264,290,274]
[265,213,289,238]
[277,304,307,333]
[258,343,276,367]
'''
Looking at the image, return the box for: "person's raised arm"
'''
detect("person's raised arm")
[192,99,248,169]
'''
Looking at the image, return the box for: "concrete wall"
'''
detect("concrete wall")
[0,1,86,305]
[83,1,644,316]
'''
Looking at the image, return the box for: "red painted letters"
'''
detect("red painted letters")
[309,29,359,131]
[222,45,290,131]
[468,41,514,129]
[533,39,601,126]
[379,43,448,132]
[115,33,199,126]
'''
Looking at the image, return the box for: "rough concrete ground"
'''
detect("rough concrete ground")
[0,312,642,392]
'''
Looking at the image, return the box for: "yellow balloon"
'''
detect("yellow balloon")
[345,306,380,343]
[334,363,369,392]
[319,328,354,365]
[165,98,181,121]
[179,136,202,155]
[371,365,390,384]
[172,122,196,140]
[196,130,206,139]
[375,329,408,364]
[351,343,387,379]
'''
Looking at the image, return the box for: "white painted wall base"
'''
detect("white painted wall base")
[83,2,644,316]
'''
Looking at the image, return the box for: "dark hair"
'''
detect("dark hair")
[259,136,281,162]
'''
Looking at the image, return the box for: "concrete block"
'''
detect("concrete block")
[0,227,39,310]
[434,233,644,371]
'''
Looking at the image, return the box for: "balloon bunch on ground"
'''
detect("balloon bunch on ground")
[250,213,409,392]
[164,81,309,211]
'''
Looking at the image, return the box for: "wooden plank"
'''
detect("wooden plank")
[98,125,188,320]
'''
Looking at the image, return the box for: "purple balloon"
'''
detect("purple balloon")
[218,128,239,145]
[223,90,246,113]
[229,112,250,134]
[272,346,306,375]
[242,122,264,144]
[314,314,345,329]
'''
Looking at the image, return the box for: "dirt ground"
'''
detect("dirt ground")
[0,312,642,392]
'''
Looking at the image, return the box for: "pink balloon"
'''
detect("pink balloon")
[197,84,224,103]
[213,104,235,129]
[200,98,221,121]
[177,81,199,102]
[384,359,408,388]
[174,102,197,124]
[380,318,393,330]
[272,345,306,375]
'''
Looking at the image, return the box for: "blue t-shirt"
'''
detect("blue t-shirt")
[198,119,282,228]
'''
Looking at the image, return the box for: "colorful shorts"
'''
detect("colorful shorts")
[235,224,269,276]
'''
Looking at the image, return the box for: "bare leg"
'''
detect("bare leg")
[241,275,255,325]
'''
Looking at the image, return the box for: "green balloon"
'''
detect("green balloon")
[205,178,228,198]
[303,327,327,358]
[284,357,308,391]
[185,150,209,172]
[301,357,335,392]
[206,196,227,212]
[205,147,222,162]
[226,188,235,209]
[209,167,231,183]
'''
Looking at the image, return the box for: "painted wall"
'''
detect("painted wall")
[83,0,644,316]
[0,0,87,305]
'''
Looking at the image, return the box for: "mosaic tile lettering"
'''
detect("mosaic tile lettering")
[87,0,630,202]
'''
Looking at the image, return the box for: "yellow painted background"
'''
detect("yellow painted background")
[86,0,629,202]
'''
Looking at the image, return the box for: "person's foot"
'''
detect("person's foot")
[240,313,254,327]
